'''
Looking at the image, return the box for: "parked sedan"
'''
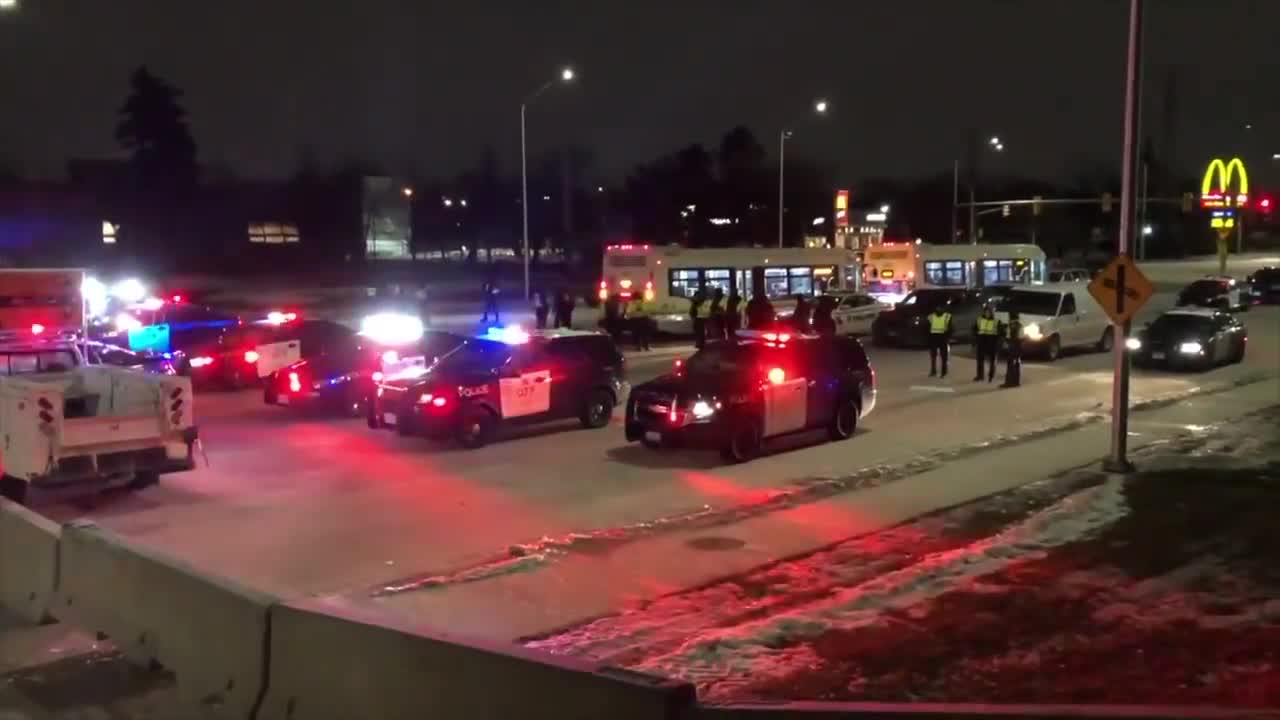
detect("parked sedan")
[1244,267,1280,305]
[1128,308,1246,371]
[1175,277,1249,312]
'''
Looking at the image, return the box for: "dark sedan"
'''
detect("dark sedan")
[1245,267,1280,305]
[1175,277,1249,313]
[871,286,1011,348]
[1128,308,1246,371]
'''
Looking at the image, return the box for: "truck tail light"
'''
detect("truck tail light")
[288,372,302,393]
[767,367,786,385]
[244,350,260,363]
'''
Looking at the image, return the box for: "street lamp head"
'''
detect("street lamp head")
[880,204,890,214]
[994,143,1004,152]
[814,99,829,115]
[560,67,575,82]
[460,199,468,207]
[0,0,17,12]
[442,197,453,207]
[989,136,1001,146]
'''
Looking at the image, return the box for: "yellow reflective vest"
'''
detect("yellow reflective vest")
[976,317,998,335]
[929,312,952,334]
[628,299,649,318]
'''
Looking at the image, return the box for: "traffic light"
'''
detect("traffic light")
[1002,204,1011,218]
[1101,193,1113,213]
[1181,192,1194,213]
[1032,195,1043,216]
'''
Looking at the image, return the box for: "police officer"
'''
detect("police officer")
[533,291,550,329]
[691,289,710,349]
[927,303,953,378]
[553,289,574,329]
[791,294,813,334]
[725,292,742,339]
[627,293,653,351]
[1001,310,1024,388]
[708,288,726,341]
[603,293,624,343]
[481,279,500,324]
[745,292,775,330]
[972,303,1000,382]
[812,295,837,337]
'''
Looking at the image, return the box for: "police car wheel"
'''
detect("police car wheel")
[721,419,762,463]
[456,409,496,449]
[1096,327,1114,352]
[828,397,859,441]
[579,390,614,429]
[0,476,27,505]
[1044,335,1061,362]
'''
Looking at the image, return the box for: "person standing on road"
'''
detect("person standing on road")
[603,293,624,343]
[746,292,775,330]
[533,291,550,329]
[927,303,953,378]
[1001,310,1024,388]
[481,279,500,324]
[725,291,742,339]
[972,303,999,382]
[791,294,812,334]
[813,295,837,337]
[627,294,653,351]
[708,288,726,341]
[554,289,574,329]
[691,289,709,349]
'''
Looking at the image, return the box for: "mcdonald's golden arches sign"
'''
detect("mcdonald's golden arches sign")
[1200,157,1249,209]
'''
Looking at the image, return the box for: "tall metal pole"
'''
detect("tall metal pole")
[968,183,977,244]
[778,130,787,248]
[520,103,530,300]
[1105,0,1143,474]
[951,159,959,243]
[1137,162,1149,260]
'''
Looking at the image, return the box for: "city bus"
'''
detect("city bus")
[600,244,860,332]
[863,242,1047,302]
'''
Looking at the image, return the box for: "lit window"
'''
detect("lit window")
[248,222,301,244]
[102,221,118,244]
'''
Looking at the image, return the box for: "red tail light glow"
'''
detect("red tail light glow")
[431,396,448,408]
[372,371,384,382]
[288,372,301,393]
[243,350,260,363]
[31,323,45,335]
[189,356,214,368]
[767,367,786,385]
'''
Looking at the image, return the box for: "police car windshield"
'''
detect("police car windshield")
[1002,290,1061,317]
[684,343,760,377]
[899,290,955,309]
[432,338,511,374]
[1,350,78,375]
[1149,314,1215,335]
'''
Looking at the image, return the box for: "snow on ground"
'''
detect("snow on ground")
[528,407,1280,707]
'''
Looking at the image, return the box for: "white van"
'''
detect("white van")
[994,284,1113,361]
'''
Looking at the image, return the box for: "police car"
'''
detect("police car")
[625,329,877,462]
[266,329,467,417]
[370,326,626,448]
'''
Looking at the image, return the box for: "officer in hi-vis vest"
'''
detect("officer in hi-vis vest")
[972,303,1000,382]
[927,304,953,378]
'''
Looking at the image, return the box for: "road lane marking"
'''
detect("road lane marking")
[909,385,957,393]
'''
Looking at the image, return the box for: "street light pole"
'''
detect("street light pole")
[778,130,787,249]
[519,67,575,300]
[1105,0,1143,474]
[951,159,959,243]
[520,102,530,300]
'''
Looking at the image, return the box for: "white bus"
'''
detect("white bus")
[600,244,860,332]
[863,242,1048,302]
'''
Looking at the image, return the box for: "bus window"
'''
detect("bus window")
[813,265,836,293]
[764,267,789,297]
[924,260,966,286]
[789,267,814,296]
[704,268,732,296]
[670,269,701,298]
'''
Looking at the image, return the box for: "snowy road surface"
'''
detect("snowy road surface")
[529,409,1280,706]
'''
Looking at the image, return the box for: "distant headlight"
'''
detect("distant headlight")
[691,400,716,419]
[1023,322,1043,340]
[1125,337,1142,351]
[1178,341,1203,354]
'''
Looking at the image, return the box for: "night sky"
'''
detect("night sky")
[3,1,1278,185]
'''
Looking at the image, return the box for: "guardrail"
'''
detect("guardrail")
[1,509,1272,719]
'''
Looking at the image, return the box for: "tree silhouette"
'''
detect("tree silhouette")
[115,66,198,187]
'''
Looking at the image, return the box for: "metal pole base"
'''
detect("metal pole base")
[1102,457,1135,474]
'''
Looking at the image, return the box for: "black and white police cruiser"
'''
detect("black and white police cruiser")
[625,328,877,462]
[370,326,627,448]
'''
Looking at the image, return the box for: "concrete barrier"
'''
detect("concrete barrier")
[0,498,61,624]
[696,702,1272,719]
[52,520,275,719]
[258,597,696,720]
